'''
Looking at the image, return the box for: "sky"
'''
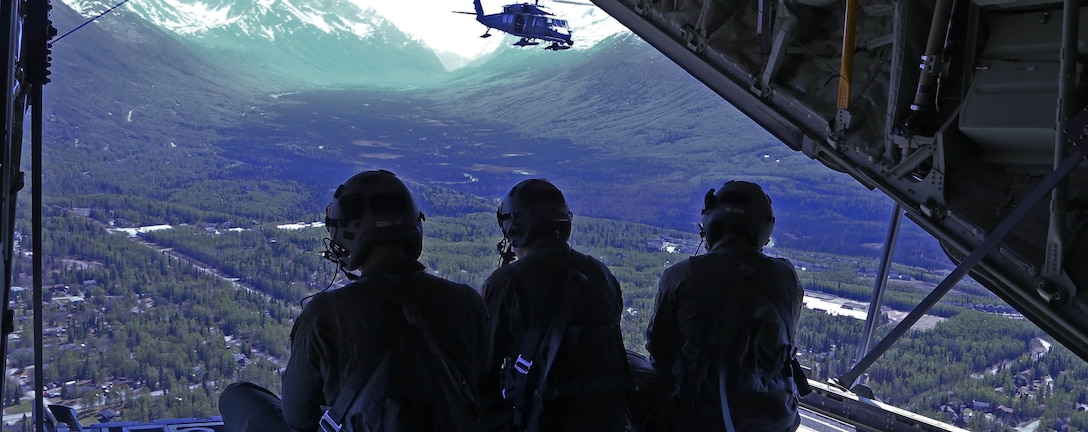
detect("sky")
[349,0,626,62]
[351,0,504,60]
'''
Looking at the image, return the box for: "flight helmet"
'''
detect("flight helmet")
[497,179,572,248]
[325,170,424,271]
[700,180,775,249]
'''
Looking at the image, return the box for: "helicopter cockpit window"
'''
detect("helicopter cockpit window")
[543,18,569,31]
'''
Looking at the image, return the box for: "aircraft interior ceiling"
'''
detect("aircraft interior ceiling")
[588,0,1088,367]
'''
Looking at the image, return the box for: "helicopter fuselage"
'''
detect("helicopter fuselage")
[472,0,573,48]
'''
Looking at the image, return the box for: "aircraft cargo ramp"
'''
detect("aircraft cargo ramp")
[34,391,898,432]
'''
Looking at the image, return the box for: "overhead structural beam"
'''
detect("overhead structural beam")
[854,203,901,372]
[0,0,20,421]
[1044,0,1079,293]
[835,132,1088,389]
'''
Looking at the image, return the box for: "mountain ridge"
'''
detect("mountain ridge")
[60,0,449,86]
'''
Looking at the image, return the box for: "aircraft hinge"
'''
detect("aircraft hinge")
[679,24,708,54]
[1035,276,1074,305]
[919,199,947,222]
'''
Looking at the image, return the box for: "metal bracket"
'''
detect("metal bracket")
[834,109,854,135]
[919,54,947,78]
[758,8,797,93]
[861,34,895,50]
[889,144,935,179]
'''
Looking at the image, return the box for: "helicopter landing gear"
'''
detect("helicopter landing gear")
[514,38,540,46]
[481,30,492,38]
[544,42,572,51]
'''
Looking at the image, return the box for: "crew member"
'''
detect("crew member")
[645,180,804,432]
[220,170,487,432]
[481,178,629,432]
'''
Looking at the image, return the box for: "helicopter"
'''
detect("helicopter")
[455,0,580,50]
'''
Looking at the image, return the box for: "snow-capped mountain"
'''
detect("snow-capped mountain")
[60,0,449,86]
[67,0,382,40]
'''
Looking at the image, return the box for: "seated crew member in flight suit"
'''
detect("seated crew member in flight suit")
[480,178,630,432]
[644,180,805,432]
[219,169,487,432]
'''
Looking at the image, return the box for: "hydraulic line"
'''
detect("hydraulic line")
[907,0,954,134]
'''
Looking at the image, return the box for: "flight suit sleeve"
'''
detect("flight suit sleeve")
[772,258,805,344]
[788,268,804,343]
[465,285,490,401]
[281,303,327,432]
[646,265,684,382]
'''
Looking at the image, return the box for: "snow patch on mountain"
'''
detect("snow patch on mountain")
[551,3,630,48]
[60,0,380,39]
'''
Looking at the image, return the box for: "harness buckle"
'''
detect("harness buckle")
[319,410,342,432]
[514,354,533,374]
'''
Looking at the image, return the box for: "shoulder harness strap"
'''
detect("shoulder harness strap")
[505,260,586,432]
[319,274,413,432]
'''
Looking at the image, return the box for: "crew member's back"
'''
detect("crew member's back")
[219,170,487,432]
[481,179,629,432]
[644,180,804,432]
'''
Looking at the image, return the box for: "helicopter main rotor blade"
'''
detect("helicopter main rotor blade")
[452,10,476,14]
[550,0,595,5]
